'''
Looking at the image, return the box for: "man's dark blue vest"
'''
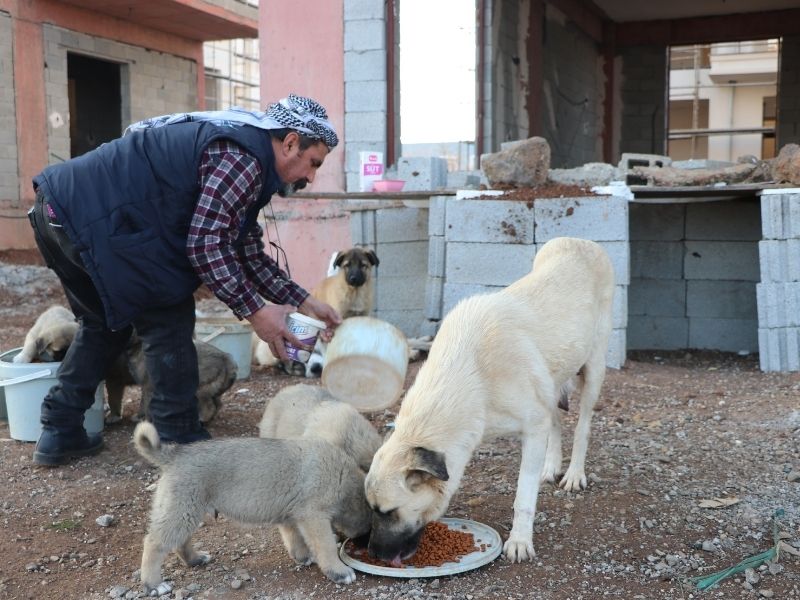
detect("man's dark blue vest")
[33,121,282,330]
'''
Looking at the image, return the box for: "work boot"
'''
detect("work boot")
[32,427,104,466]
[158,425,211,445]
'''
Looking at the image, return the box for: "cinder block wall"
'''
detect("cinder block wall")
[778,35,800,146]
[616,45,667,158]
[628,200,761,353]
[541,5,603,168]
[758,191,800,371]
[343,0,392,191]
[428,195,629,368]
[350,205,429,337]
[42,25,197,167]
[0,13,18,207]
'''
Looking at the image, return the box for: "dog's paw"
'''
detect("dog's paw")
[323,563,357,584]
[540,461,562,485]
[186,551,212,567]
[502,537,535,563]
[290,551,314,566]
[144,581,172,597]
[559,467,587,492]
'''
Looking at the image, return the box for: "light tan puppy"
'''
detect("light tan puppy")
[259,383,382,472]
[259,383,382,567]
[364,237,614,565]
[133,421,371,592]
[311,247,379,319]
[13,305,78,363]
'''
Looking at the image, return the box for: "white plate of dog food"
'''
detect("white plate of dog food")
[340,517,502,578]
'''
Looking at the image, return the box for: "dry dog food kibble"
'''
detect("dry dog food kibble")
[347,521,479,568]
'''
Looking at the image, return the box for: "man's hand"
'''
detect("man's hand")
[298,296,342,342]
[247,304,309,361]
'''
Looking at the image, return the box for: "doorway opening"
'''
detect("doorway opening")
[67,53,122,158]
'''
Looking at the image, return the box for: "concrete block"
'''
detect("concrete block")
[759,239,800,282]
[376,275,426,311]
[688,318,758,352]
[599,241,630,286]
[375,207,428,243]
[756,282,800,328]
[344,18,385,52]
[425,276,444,320]
[346,81,387,112]
[446,242,536,286]
[687,280,757,320]
[445,199,535,244]
[627,316,689,350]
[630,241,684,279]
[375,241,428,278]
[344,49,385,82]
[397,156,448,191]
[442,282,503,317]
[534,196,629,242]
[628,278,686,317]
[606,328,627,369]
[618,152,671,171]
[344,0,386,21]
[629,203,685,241]
[345,111,387,142]
[760,193,800,240]
[758,327,800,372]
[377,310,424,338]
[685,201,762,241]
[612,286,628,329]
[684,241,760,281]
[428,196,447,237]
[447,170,485,189]
[418,319,441,338]
[350,210,376,246]
[428,236,446,278]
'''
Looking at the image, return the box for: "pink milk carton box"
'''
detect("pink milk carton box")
[359,151,384,192]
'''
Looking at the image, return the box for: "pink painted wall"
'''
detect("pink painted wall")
[259,0,352,292]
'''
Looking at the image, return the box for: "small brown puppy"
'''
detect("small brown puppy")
[13,305,78,363]
[133,421,371,591]
[105,335,237,424]
[312,247,379,318]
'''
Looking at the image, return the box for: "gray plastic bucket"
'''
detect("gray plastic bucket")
[195,318,252,380]
[0,348,104,442]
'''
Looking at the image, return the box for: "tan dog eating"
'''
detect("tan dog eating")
[364,237,615,565]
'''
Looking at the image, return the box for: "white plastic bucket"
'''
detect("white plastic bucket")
[0,348,104,442]
[322,317,409,411]
[285,312,326,364]
[195,318,252,380]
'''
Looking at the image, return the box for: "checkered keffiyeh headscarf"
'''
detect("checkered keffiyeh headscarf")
[125,94,339,150]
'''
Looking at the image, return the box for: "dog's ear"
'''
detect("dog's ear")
[365,249,380,267]
[34,336,49,359]
[333,251,346,268]
[407,446,449,482]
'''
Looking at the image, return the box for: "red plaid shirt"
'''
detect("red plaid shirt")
[187,140,308,319]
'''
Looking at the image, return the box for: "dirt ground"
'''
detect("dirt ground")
[0,250,799,600]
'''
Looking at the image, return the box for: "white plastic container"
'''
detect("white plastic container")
[322,317,409,411]
[285,312,326,363]
[359,151,384,192]
[0,348,104,442]
[195,318,253,379]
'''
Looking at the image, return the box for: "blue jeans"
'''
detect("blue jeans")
[29,189,203,441]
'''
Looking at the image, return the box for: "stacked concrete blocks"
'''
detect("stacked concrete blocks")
[758,191,800,371]
[426,194,629,368]
[350,204,429,337]
[0,13,19,206]
[343,0,391,192]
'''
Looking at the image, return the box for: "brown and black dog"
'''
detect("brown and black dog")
[311,247,379,319]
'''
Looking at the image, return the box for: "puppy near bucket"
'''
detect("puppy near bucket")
[322,317,409,412]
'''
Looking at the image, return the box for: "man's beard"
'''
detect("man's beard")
[277,178,309,198]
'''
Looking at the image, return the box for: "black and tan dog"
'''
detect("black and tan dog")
[253,247,379,377]
[311,247,379,319]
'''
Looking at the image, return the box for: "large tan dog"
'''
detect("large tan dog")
[134,421,371,591]
[13,305,78,363]
[364,237,614,565]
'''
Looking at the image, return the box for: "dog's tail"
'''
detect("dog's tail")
[133,421,178,466]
